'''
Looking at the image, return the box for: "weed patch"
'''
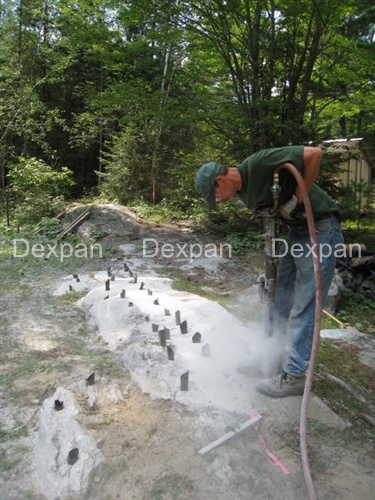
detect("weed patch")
[336,291,375,335]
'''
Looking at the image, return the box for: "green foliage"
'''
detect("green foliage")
[64,289,81,301]
[338,180,372,221]
[336,291,375,335]
[99,126,152,204]
[35,217,64,238]
[318,148,374,228]
[7,157,74,224]
[342,208,375,249]
[131,200,196,223]
[225,230,259,255]
[193,201,257,237]
[317,151,348,199]
[0,0,374,206]
[8,157,73,197]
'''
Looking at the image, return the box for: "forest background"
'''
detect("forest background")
[0,0,374,226]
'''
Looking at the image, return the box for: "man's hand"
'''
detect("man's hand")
[279,195,298,220]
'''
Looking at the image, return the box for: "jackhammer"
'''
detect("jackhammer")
[253,172,282,337]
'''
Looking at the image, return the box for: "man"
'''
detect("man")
[195,146,344,398]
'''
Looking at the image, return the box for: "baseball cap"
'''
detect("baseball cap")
[195,162,221,210]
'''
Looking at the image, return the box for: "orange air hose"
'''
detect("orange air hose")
[274,163,322,500]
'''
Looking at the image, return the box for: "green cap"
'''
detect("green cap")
[195,162,221,210]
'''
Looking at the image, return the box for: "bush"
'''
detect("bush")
[7,157,74,224]
[225,230,259,255]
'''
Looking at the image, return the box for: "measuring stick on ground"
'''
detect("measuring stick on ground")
[198,414,262,455]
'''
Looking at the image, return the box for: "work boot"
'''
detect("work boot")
[256,371,305,398]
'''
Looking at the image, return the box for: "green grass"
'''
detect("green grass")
[1,349,72,395]
[0,422,28,444]
[0,223,111,287]
[314,339,374,424]
[316,340,373,390]
[320,316,339,330]
[63,288,89,301]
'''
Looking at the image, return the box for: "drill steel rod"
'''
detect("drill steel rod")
[198,415,262,455]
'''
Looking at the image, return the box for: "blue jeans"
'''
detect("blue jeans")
[269,215,344,377]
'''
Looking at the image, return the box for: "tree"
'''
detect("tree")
[1,0,374,210]
[184,0,375,153]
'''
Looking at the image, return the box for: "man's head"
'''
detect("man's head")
[194,162,221,210]
[195,163,241,209]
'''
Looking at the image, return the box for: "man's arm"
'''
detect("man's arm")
[278,147,322,220]
[295,147,322,202]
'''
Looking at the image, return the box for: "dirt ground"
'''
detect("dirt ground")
[0,204,374,500]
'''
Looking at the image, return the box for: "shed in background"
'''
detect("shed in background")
[322,138,373,209]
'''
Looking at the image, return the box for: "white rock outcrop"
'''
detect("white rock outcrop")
[33,387,104,499]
